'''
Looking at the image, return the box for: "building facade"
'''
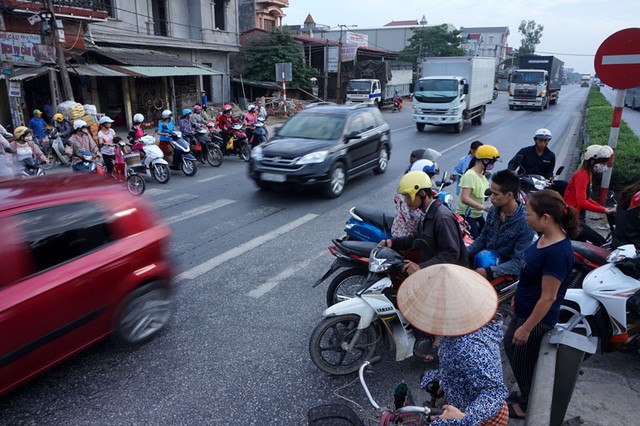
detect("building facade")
[238,0,288,33]
[459,26,510,64]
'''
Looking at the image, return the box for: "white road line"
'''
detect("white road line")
[165,199,236,225]
[176,213,318,282]
[390,124,417,133]
[247,250,326,298]
[439,134,482,154]
[144,188,172,197]
[154,193,197,208]
[197,174,226,183]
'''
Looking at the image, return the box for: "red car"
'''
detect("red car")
[0,175,173,396]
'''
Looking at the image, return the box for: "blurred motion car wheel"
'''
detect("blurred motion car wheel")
[113,282,172,345]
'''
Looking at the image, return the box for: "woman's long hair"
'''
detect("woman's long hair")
[529,189,581,238]
[618,181,640,209]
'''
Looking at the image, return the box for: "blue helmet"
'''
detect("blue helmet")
[474,250,501,269]
[409,159,439,177]
[182,108,192,116]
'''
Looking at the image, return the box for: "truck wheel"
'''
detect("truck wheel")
[416,123,425,132]
[453,120,464,133]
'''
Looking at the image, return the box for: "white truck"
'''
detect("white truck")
[412,57,495,133]
[345,61,412,107]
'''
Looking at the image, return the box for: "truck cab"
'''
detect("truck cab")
[508,69,549,110]
[412,77,468,132]
[345,79,381,106]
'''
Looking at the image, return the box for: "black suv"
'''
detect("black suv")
[249,104,391,198]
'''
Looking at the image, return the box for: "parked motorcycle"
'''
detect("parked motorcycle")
[168,131,198,176]
[20,157,45,177]
[209,123,251,162]
[250,117,268,147]
[392,99,403,112]
[42,128,71,169]
[194,128,223,167]
[514,157,566,201]
[558,244,640,353]
[132,136,171,184]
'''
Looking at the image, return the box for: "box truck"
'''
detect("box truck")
[412,57,495,133]
[508,55,564,110]
[345,61,413,107]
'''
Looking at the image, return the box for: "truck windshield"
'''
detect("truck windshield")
[511,71,545,85]
[413,79,458,103]
[278,114,346,140]
[346,81,372,93]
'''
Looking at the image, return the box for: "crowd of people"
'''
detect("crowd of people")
[381,129,640,424]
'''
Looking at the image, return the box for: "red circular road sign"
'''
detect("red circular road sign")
[594,28,640,89]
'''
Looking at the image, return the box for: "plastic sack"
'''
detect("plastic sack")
[83,104,97,115]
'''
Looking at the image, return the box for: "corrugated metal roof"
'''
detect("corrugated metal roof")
[68,63,131,77]
[119,66,222,77]
[89,47,188,66]
[0,67,50,81]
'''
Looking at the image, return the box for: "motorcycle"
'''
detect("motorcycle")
[20,157,45,177]
[72,150,98,173]
[193,128,223,167]
[132,137,171,184]
[72,149,145,195]
[558,244,640,354]
[42,128,71,169]
[168,131,198,176]
[392,98,403,112]
[514,157,566,201]
[250,117,268,147]
[210,122,251,162]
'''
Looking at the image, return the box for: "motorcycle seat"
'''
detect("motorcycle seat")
[571,240,609,266]
[353,205,395,231]
[333,239,378,257]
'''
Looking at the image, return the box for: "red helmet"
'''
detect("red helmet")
[193,105,202,111]
[630,191,640,210]
[223,104,232,112]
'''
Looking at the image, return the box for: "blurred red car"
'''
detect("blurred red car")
[0,175,173,396]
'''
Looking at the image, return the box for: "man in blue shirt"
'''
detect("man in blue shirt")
[451,140,483,195]
[28,109,47,142]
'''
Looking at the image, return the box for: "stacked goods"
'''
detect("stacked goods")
[69,103,86,120]
[56,100,77,119]
[81,104,99,140]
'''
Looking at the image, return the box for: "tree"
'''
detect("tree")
[400,24,464,64]
[241,28,316,90]
[518,20,544,55]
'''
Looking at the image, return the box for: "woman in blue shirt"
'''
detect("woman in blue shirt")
[504,189,579,419]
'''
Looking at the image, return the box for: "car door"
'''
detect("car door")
[360,111,383,167]
[0,202,116,395]
[345,112,375,173]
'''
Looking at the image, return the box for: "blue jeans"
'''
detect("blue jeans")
[465,215,485,239]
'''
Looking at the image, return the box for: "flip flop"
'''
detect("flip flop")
[508,402,526,420]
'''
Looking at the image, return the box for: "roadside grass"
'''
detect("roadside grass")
[584,86,640,192]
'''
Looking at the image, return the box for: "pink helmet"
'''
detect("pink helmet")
[193,105,202,112]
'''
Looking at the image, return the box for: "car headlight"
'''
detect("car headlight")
[296,150,329,165]
[369,255,390,273]
[252,146,263,161]
[447,106,460,115]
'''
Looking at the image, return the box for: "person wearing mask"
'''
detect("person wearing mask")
[467,169,534,281]
[179,109,195,140]
[613,181,640,249]
[28,109,48,145]
[456,145,500,238]
[97,116,117,174]
[52,113,73,142]
[451,141,483,195]
[398,264,509,425]
[215,104,240,150]
[9,126,48,165]
[244,104,258,146]
[69,120,100,169]
[564,144,614,246]
[191,104,206,130]
[157,110,175,159]
[504,189,578,419]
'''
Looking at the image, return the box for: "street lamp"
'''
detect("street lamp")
[418,15,427,74]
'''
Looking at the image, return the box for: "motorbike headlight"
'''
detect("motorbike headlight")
[252,146,263,161]
[369,255,390,273]
[532,177,547,190]
[296,150,328,165]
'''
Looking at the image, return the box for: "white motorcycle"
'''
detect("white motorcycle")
[134,135,171,184]
[557,244,640,353]
[309,246,421,375]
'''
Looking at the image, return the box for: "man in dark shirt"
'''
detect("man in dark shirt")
[508,128,556,179]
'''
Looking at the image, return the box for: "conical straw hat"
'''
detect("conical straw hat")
[397,264,498,336]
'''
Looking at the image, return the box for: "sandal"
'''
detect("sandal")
[507,402,526,420]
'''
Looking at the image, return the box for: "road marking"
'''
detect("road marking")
[602,54,640,65]
[154,193,198,208]
[144,188,171,197]
[197,174,226,183]
[247,250,326,298]
[176,213,319,281]
[390,124,416,133]
[439,134,482,155]
[165,199,236,225]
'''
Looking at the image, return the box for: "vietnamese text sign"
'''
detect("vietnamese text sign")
[8,81,21,97]
[346,32,368,49]
[328,46,339,73]
[341,44,358,62]
[0,32,53,65]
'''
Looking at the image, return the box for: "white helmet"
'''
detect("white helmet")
[140,135,156,145]
[133,113,144,123]
[247,104,256,111]
[533,128,552,140]
[161,110,172,119]
[98,116,114,125]
[73,119,88,130]
[583,144,613,162]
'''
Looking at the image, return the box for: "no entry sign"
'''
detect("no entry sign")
[594,28,640,89]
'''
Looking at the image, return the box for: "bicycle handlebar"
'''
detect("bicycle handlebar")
[396,406,444,416]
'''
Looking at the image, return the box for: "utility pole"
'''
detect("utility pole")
[336,24,355,104]
[43,0,74,101]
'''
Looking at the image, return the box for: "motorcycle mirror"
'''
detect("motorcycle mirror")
[422,148,442,162]
[556,166,565,176]
[484,188,493,197]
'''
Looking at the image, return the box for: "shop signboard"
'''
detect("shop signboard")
[0,32,54,65]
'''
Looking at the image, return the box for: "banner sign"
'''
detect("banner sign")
[0,32,54,65]
[9,81,21,97]
[346,32,368,49]
[328,46,339,73]
[341,44,358,62]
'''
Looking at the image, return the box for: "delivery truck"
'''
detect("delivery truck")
[412,56,495,133]
[508,55,564,110]
[345,61,412,107]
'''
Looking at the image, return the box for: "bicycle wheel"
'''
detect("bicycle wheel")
[126,174,146,195]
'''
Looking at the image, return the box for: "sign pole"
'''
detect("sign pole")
[598,89,626,204]
[282,68,287,115]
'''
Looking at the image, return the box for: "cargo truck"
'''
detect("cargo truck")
[412,56,495,133]
[345,61,412,107]
[508,55,564,111]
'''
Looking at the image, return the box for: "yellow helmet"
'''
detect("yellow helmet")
[53,113,65,122]
[398,171,432,202]
[14,126,31,139]
[475,144,500,161]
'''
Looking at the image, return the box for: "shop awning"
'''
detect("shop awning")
[0,67,51,81]
[117,65,222,77]
[67,64,131,77]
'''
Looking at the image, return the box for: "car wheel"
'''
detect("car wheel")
[324,162,346,198]
[113,282,172,345]
[373,145,389,175]
[416,123,425,132]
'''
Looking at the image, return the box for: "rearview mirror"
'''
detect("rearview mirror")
[344,131,361,142]
[555,166,565,176]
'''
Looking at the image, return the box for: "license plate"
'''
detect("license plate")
[262,172,286,183]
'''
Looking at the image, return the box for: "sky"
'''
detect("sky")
[282,0,640,74]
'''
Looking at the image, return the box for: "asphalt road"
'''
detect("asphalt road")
[2,86,638,425]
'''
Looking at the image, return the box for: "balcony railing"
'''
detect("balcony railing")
[6,0,109,12]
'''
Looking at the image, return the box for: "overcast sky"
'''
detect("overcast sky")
[282,0,639,74]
